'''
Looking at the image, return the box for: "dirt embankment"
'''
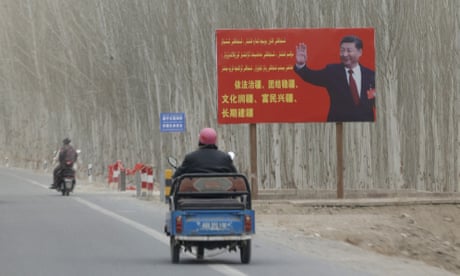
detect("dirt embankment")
[254,200,460,275]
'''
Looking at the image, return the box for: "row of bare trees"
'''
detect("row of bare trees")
[0,0,458,195]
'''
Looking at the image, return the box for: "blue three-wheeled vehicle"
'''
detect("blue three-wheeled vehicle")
[164,158,255,264]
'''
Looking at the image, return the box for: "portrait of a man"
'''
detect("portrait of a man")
[294,35,376,122]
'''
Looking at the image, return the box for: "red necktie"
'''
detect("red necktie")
[348,69,360,105]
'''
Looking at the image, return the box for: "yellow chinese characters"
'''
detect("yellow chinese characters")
[221,108,254,119]
[267,79,296,89]
[261,93,295,104]
[234,80,262,90]
[221,94,254,104]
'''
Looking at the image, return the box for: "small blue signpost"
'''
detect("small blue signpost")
[160,112,186,132]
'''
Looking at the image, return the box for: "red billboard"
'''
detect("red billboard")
[216,28,376,123]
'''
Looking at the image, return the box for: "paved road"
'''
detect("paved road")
[1,167,454,276]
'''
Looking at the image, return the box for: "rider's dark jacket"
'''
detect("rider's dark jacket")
[172,144,237,179]
[58,144,78,166]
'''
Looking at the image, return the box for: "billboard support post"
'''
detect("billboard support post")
[336,122,344,199]
[250,124,258,199]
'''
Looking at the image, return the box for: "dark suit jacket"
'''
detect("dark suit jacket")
[294,63,375,122]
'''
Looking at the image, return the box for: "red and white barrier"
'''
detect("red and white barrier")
[146,166,154,197]
[108,160,124,189]
[107,161,155,197]
[140,166,148,197]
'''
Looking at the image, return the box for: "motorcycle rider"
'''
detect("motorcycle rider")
[172,127,237,180]
[49,138,78,189]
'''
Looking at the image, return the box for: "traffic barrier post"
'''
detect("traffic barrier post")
[146,166,154,199]
[164,169,173,203]
[88,163,93,183]
[140,166,147,197]
[119,169,126,191]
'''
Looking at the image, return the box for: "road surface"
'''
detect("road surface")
[0,167,453,276]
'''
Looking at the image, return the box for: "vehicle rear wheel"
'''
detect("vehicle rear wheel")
[170,236,180,263]
[66,191,70,196]
[240,240,251,264]
[61,189,66,196]
[196,246,204,260]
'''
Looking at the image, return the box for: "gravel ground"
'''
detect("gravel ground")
[254,199,460,275]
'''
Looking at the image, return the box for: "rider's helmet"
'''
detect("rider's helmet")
[199,128,217,145]
[63,138,71,145]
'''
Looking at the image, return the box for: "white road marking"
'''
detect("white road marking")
[4,172,48,189]
[29,180,48,189]
[74,196,169,244]
[73,196,248,276]
[10,173,249,276]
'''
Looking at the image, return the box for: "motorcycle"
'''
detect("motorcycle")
[56,161,76,196]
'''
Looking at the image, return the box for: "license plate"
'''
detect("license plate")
[197,221,233,231]
[64,179,73,189]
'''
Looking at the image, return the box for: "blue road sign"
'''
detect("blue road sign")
[160,112,186,132]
